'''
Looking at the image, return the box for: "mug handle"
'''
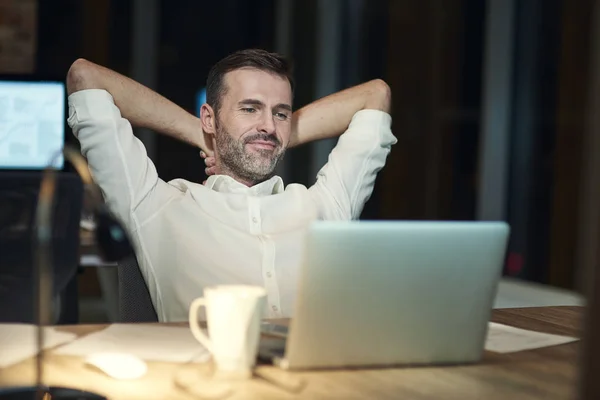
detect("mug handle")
[189,298,213,353]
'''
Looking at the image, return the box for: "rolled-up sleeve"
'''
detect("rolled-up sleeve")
[67,89,167,232]
[308,109,397,220]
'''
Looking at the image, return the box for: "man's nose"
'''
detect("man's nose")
[257,113,276,134]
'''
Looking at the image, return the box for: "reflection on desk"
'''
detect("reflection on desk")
[0,306,582,400]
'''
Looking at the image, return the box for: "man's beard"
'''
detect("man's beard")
[214,119,286,184]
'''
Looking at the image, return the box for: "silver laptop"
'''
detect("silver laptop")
[260,220,510,370]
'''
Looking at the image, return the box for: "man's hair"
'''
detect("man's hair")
[206,49,294,115]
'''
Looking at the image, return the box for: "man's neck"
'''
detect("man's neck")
[217,165,269,188]
[227,174,256,187]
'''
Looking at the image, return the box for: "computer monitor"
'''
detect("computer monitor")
[195,87,207,117]
[0,76,66,170]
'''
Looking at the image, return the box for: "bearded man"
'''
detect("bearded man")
[66,49,396,322]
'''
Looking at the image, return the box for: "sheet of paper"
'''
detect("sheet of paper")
[485,322,578,353]
[0,324,77,368]
[54,324,210,363]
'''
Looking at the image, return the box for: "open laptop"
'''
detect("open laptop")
[260,220,510,370]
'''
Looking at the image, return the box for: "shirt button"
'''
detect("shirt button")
[252,217,258,223]
[272,305,278,311]
[266,272,272,278]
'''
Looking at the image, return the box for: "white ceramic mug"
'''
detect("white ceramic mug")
[189,285,267,377]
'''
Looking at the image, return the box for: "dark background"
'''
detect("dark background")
[25,0,600,292]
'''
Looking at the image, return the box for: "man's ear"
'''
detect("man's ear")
[200,103,217,135]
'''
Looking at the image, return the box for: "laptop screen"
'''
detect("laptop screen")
[0,79,65,170]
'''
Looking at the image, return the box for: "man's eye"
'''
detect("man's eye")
[242,107,256,113]
[275,112,289,120]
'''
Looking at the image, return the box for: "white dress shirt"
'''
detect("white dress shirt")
[68,89,397,322]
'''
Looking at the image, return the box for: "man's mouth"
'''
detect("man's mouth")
[246,140,278,150]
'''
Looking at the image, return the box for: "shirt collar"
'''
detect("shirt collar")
[205,174,285,196]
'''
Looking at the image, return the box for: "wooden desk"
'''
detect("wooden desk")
[0,306,582,400]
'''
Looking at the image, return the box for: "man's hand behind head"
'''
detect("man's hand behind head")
[201,150,218,185]
[201,151,217,175]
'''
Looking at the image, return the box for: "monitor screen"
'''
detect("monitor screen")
[195,87,206,117]
[0,80,65,170]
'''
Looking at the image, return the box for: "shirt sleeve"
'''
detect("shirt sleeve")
[67,89,173,232]
[308,109,397,220]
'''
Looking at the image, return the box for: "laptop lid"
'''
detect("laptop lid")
[279,220,510,370]
[0,76,66,170]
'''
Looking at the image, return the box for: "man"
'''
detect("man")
[67,49,396,322]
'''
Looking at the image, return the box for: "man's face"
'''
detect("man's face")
[212,68,293,184]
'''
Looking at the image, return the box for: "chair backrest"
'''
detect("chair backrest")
[0,171,82,323]
[117,255,158,322]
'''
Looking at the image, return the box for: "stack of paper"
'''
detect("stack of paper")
[0,324,77,368]
[54,324,210,363]
[485,322,578,353]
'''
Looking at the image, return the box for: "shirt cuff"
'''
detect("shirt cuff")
[348,109,397,146]
[350,109,391,127]
[67,89,117,128]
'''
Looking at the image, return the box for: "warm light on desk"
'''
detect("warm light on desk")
[84,352,148,381]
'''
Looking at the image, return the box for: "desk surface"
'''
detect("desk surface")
[0,306,583,400]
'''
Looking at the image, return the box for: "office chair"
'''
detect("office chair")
[117,255,158,322]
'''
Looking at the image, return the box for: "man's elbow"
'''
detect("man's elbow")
[364,79,392,114]
[66,58,99,95]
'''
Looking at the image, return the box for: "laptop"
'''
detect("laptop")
[260,220,510,370]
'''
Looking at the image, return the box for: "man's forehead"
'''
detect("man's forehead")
[223,68,292,105]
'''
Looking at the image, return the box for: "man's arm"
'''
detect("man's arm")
[289,79,391,148]
[67,58,211,153]
[302,79,396,220]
